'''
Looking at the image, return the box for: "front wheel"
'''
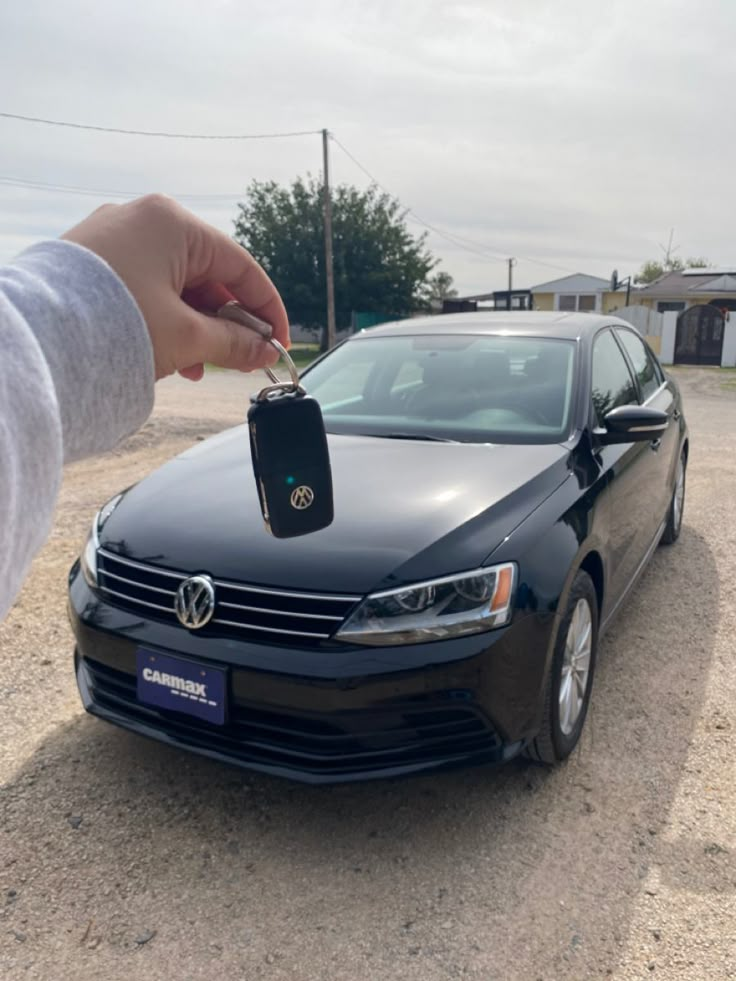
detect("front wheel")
[660,450,686,545]
[526,570,598,765]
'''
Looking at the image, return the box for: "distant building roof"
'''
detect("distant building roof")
[636,269,736,298]
[681,267,736,276]
[689,274,736,293]
[530,273,614,294]
[458,289,532,302]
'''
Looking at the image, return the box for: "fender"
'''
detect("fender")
[485,448,613,735]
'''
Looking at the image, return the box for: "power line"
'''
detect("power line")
[1,168,514,266]
[0,174,243,202]
[0,111,321,140]
[1,168,561,270]
[2,114,578,277]
[507,253,579,275]
[330,135,507,263]
[329,135,500,258]
[327,136,381,189]
[405,215,506,261]
[330,134,578,276]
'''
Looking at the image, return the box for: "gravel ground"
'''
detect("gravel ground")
[1,367,734,981]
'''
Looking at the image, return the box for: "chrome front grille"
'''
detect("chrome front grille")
[96,549,360,645]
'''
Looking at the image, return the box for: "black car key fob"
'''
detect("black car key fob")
[216,301,334,539]
[247,390,334,538]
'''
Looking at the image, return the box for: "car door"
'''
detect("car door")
[591,328,661,608]
[614,327,679,532]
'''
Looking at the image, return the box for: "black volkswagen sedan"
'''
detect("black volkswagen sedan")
[69,312,687,783]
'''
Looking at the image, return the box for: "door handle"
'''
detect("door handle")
[650,438,662,451]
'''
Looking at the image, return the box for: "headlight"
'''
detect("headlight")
[78,492,122,589]
[80,514,100,588]
[336,562,517,646]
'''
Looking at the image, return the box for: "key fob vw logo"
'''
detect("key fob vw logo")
[290,485,315,510]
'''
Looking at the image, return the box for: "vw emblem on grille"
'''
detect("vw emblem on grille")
[290,485,314,510]
[175,575,215,630]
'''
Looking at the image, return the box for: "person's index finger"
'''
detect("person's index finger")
[183,281,233,314]
[186,221,290,348]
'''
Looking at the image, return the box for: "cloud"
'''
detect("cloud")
[0,0,733,294]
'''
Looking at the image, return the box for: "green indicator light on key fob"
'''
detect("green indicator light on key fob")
[286,475,295,485]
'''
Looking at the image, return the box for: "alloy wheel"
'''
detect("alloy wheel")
[558,598,593,736]
[673,457,685,531]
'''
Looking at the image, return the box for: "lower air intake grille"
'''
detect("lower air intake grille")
[82,656,502,775]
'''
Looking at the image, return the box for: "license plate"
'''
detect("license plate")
[136,649,227,726]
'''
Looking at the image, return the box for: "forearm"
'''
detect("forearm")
[0,240,154,618]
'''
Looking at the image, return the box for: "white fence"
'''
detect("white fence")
[612,305,664,338]
[723,322,736,367]
[614,304,736,367]
[613,305,671,360]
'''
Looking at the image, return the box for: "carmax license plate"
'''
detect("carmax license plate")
[136,649,226,726]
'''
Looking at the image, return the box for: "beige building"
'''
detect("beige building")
[630,268,736,314]
[531,274,628,314]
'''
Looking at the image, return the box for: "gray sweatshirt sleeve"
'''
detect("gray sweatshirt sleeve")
[0,239,155,620]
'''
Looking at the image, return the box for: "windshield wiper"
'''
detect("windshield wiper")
[369,432,458,443]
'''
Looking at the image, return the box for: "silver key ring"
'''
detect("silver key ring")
[254,380,303,402]
[265,337,302,391]
[216,302,303,393]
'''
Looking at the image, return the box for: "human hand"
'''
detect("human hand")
[62,194,289,381]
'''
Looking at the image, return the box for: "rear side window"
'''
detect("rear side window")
[616,329,663,400]
[591,330,638,425]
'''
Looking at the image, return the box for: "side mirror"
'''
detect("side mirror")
[597,405,668,445]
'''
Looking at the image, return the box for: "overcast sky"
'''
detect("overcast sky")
[1,0,733,297]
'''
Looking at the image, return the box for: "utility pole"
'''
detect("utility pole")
[322,128,337,351]
[507,257,516,310]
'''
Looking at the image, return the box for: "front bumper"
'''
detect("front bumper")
[70,572,556,784]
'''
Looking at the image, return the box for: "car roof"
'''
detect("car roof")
[351,311,634,342]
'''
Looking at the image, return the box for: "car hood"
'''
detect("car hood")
[99,428,571,594]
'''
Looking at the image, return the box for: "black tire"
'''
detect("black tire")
[526,570,599,765]
[660,450,686,546]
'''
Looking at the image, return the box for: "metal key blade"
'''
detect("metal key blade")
[216,302,280,384]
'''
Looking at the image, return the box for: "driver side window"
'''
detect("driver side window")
[591,330,638,426]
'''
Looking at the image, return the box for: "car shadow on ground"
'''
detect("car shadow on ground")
[1,526,726,979]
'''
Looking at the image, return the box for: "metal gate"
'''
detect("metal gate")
[674,305,725,365]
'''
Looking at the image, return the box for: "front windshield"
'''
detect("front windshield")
[301,333,576,444]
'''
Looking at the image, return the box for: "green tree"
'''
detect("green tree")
[634,255,709,285]
[424,270,458,307]
[234,176,437,345]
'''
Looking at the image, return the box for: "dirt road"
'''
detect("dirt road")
[1,368,734,980]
